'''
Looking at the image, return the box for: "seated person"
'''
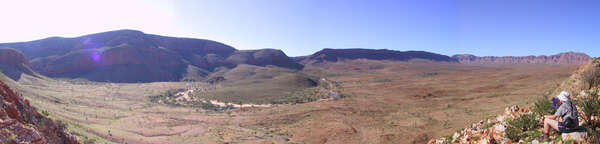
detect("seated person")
[541,91,579,138]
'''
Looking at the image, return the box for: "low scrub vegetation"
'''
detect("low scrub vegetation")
[150,65,347,108]
[152,77,342,108]
[573,88,600,139]
[583,59,600,89]
[505,113,539,141]
[372,78,392,83]
[533,95,555,116]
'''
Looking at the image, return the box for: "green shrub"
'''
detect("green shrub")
[533,96,555,115]
[41,109,50,116]
[83,138,97,144]
[440,135,453,144]
[482,122,495,130]
[505,113,539,141]
[8,135,17,142]
[564,139,575,144]
[505,126,520,141]
[373,78,392,83]
[523,130,542,142]
[576,89,600,126]
[582,65,600,89]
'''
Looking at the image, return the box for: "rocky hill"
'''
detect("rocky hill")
[0,30,302,82]
[429,58,600,144]
[298,48,458,64]
[0,30,591,82]
[0,80,79,144]
[0,48,35,81]
[452,52,591,65]
[225,49,303,70]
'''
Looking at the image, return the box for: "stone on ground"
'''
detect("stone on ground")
[561,132,587,143]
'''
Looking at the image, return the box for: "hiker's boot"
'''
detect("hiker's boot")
[539,134,549,141]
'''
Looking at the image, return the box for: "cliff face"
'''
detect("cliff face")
[0,48,35,81]
[0,80,79,144]
[452,52,591,65]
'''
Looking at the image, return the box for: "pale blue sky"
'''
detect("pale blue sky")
[0,0,598,57]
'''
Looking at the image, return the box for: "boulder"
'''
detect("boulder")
[561,132,587,143]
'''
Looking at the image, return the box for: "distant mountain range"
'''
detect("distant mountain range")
[0,29,592,82]
[294,48,591,65]
[0,30,300,82]
[452,52,591,65]
[296,48,458,64]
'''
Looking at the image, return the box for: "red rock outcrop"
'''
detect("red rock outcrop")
[0,48,35,81]
[452,52,591,65]
[0,48,30,67]
[0,80,79,144]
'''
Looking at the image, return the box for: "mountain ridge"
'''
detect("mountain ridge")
[452,51,591,65]
[296,48,592,65]
[0,30,301,82]
[298,48,459,64]
[0,30,593,83]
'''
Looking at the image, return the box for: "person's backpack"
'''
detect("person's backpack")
[561,101,578,128]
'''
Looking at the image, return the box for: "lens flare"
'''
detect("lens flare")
[92,52,101,62]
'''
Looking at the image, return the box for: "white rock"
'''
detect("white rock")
[497,115,505,123]
[531,139,539,144]
[562,132,587,143]
[433,138,447,144]
[452,132,460,142]
[579,90,588,98]
[510,105,519,112]
[461,135,468,143]
[479,138,489,144]
[494,124,506,132]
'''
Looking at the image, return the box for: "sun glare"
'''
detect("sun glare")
[0,0,177,42]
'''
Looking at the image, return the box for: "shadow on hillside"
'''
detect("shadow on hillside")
[0,64,30,81]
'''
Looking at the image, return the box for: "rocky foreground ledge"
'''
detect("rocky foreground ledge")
[428,105,590,144]
[430,58,600,144]
[0,80,79,144]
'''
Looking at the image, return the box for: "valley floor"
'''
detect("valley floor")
[2,60,579,144]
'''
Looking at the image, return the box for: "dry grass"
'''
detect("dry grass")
[0,59,579,144]
[7,74,288,144]
[192,64,320,104]
[240,60,579,144]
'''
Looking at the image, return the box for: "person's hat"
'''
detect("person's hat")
[557,91,570,102]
